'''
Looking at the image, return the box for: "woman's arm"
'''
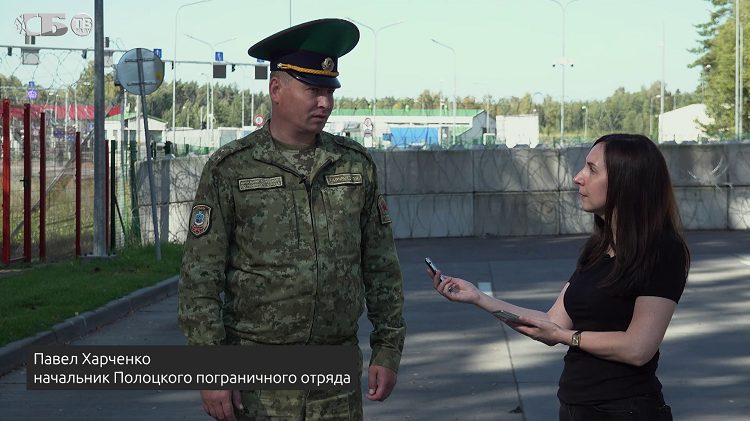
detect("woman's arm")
[516,295,676,365]
[564,296,676,366]
[429,269,574,329]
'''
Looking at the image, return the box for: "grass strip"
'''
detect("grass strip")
[0,243,183,347]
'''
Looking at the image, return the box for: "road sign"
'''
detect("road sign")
[364,129,373,137]
[116,48,165,96]
[66,126,76,135]
[364,117,372,128]
[254,115,264,126]
[54,128,65,139]
[153,48,162,58]
[32,129,39,137]
[215,52,223,62]
[29,81,35,88]
[26,90,38,100]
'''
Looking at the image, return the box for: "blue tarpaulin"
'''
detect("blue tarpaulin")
[390,127,438,146]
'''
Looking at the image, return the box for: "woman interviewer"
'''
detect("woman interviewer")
[428,133,689,421]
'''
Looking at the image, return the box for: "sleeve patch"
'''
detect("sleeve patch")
[377,195,392,225]
[190,204,212,236]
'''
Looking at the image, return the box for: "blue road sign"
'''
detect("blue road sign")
[154,48,162,58]
[29,81,35,88]
[215,51,223,62]
[26,90,38,100]
[54,128,65,139]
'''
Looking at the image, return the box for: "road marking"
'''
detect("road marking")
[478,282,494,297]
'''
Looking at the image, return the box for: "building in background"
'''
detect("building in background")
[658,104,714,143]
[496,114,540,147]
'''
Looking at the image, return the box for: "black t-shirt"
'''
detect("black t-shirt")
[557,238,687,405]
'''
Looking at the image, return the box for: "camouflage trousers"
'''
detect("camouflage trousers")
[236,389,363,421]
[226,336,364,420]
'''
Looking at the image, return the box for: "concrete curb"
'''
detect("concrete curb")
[0,275,179,376]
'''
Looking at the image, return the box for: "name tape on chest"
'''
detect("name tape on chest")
[325,173,363,186]
[238,176,285,191]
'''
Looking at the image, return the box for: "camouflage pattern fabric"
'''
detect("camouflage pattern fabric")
[178,122,406,418]
[273,137,318,177]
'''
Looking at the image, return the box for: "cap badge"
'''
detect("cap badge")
[321,57,334,72]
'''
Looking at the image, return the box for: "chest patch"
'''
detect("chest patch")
[190,204,212,236]
[238,176,284,191]
[325,173,363,186]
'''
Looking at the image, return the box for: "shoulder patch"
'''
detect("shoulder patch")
[377,195,392,225]
[190,204,212,236]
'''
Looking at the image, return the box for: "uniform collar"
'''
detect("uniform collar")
[252,120,343,167]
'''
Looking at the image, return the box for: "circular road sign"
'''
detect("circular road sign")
[364,117,372,127]
[116,48,164,96]
[254,115,264,126]
[364,129,373,137]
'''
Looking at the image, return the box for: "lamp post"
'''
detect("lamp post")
[346,18,406,122]
[172,0,210,145]
[199,72,210,131]
[650,94,661,139]
[549,0,580,147]
[432,39,457,145]
[475,83,491,141]
[581,105,588,140]
[186,34,239,132]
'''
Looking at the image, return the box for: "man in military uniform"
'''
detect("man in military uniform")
[178,18,406,421]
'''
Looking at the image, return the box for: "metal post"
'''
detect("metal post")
[173,1,211,145]
[2,99,9,265]
[660,21,665,143]
[120,88,127,240]
[75,131,81,258]
[110,139,116,251]
[128,139,141,245]
[135,48,162,260]
[40,111,46,260]
[550,0,579,147]
[105,139,109,249]
[93,0,106,256]
[582,105,588,140]
[738,0,741,139]
[23,104,31,262]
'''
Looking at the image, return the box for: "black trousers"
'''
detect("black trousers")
[559,392,673,421]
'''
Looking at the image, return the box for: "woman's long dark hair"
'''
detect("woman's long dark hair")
[575,134,690,296]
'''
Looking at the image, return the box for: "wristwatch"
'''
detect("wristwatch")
[571,331,583,347]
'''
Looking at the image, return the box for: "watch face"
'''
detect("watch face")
[572,332,581,346]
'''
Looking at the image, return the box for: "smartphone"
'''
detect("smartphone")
[491,309,534,326]
[425,257,445,282]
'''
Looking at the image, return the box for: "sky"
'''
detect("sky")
[0,0,716,103]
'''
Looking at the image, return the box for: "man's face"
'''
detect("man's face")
[274,76,335,136]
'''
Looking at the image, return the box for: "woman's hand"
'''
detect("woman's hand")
[507,316,566,347]
[427,269,482,305]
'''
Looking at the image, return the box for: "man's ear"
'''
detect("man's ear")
[269,77,282,104]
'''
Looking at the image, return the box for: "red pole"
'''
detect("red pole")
[105,139,109,250]
[39,111,46,260]
[23,104,31,262]
[75,131,81,258]
[2,99,10,265]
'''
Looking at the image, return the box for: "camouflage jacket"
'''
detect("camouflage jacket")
[178,123,406,372]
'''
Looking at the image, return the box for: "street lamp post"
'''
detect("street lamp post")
[432,39,457,145]
[650,94,661,139]
[172,0,210,145]
[549,0,580,147]
[199,72,210,131]
[475,82,491,142]
[581,105,588,140]
[346,18,406,122]
[186,34,239,135]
